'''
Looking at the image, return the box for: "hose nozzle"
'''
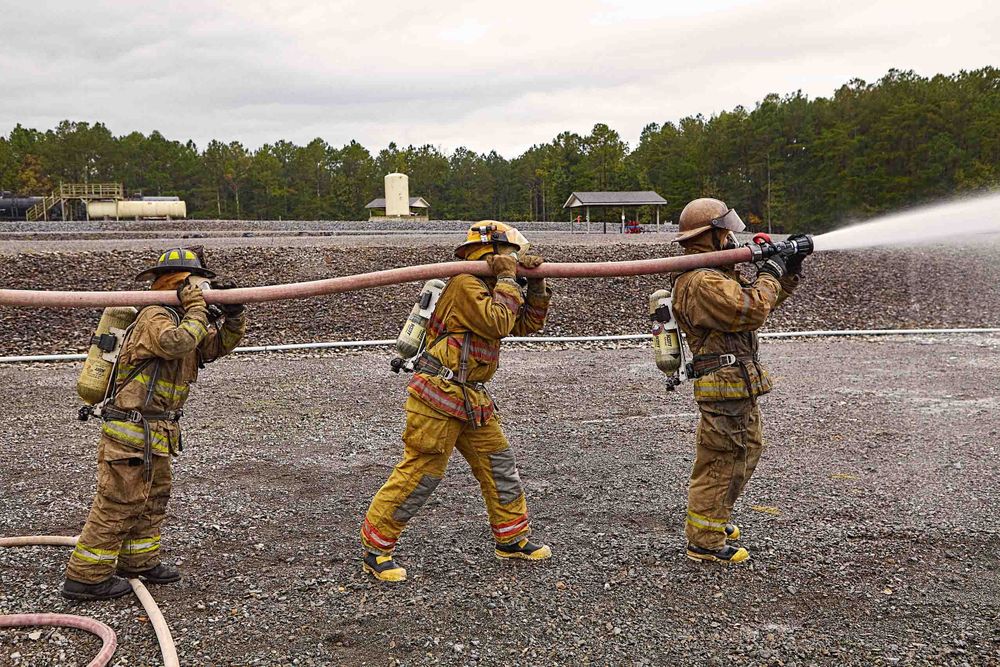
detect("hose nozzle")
[747,234,814,261]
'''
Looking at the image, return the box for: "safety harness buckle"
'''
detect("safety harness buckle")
[437,366,455,381]
[127,409,144,423]
[91,333,118,353]
[718,353,737,368]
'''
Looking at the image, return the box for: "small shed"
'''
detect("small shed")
[365,196,430,221]
[563,191,667,233]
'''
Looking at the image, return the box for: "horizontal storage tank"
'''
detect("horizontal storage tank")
[140,196,180,201]
[87,201,119,219]
[87,200,187,219]
[0,196,42,219]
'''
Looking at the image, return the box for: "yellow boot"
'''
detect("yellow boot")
[725,524,741,540]
[495,538,552,561]
[362,553,407,582]
[686,543,750,565]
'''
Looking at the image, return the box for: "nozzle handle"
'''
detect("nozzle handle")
[746,234,813,261]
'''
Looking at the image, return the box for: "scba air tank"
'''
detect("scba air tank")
[77,306,138,405]
[649,289,681,375]
[396,279,446,359]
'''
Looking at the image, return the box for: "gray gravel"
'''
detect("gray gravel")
[0,219,639,235]
[2,336,999,666]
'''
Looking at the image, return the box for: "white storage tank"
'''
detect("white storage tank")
[87,201,119,219]
[384,173,410,217]
[87,200,187,219]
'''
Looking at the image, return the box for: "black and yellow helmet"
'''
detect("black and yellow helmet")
[135,247,216,282]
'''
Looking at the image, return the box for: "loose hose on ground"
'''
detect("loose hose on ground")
[0,535,179,667]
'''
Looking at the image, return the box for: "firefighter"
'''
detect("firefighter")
[62,248,246,600]
[360,222,552,582]
[670,199,809,564]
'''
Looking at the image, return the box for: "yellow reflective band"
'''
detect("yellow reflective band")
[687,511,727,532]
[183,249,195,260]
[116,366,190,403]
[158,252,168,262]
[124,537,161,554]
[180,320,208,339]
[101,421,171,454]
[72,544,119,563]
[168,250,180,260]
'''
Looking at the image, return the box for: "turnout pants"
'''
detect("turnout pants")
[686,398,764,550]
[66,435,172,583]
[362,397,530,555]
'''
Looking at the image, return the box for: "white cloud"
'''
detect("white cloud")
[0,0,995,155]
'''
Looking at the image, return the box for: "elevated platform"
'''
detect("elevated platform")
[26,183,124,221]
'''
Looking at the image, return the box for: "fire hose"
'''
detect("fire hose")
[0,535,179,667]
[0,243,805,308]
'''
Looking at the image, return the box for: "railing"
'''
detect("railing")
[26,195,58,221]
[57,183,123,199]
[24,183,123,221]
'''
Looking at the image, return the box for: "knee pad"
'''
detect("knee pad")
[489,449,524,505]
[392,474,443,523]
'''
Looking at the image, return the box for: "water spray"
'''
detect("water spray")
[811,191,1000,252]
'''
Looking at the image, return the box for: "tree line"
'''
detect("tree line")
[1,67,997,232]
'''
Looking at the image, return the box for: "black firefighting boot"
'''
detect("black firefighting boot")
[61,575,133,601]
[725,524,741,540]
[362,552,407,582]
[495,538,552,561]
[117,562,181,584]
[686,543,750,564]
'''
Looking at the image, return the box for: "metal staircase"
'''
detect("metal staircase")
[26,183,124,221]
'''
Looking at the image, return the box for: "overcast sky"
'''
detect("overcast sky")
[1,0,995,156]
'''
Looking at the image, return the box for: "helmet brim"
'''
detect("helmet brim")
[672,225,714,244]
[454,240,520,259]
[135,265,216,282]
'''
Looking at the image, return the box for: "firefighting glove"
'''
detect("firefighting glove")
[756,255,787,281]
[486,254,518,281]
[518,254,546,294]
[783,234,810,276]
[176,278,208,312]
[210,275,246,317]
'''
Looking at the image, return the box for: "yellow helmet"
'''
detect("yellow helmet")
[454,221,530,260]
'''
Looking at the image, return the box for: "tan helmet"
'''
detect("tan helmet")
[454,221,530,261]
[673,198,746,244]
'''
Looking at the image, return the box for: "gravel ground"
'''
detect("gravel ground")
[2,335,999,666]
[2,234,999,357]
[0,220,633,235]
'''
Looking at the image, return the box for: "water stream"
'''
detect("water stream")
[812,191,1000,252]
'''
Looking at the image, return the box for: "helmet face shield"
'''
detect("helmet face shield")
[710,208,746,233]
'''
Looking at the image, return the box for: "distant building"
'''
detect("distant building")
[563,191,667,233]
[364,197,431,221]
[366,172,430,221]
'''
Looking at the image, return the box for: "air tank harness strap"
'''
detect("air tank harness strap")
[687,353,758,378]
[413,332,484,426]
[100,407,184,423]
[688,353,761,406]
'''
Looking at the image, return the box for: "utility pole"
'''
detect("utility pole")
[766,153,772,235]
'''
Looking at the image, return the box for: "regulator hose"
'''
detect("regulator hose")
[0,535,179,667]
[0,247,755,308]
